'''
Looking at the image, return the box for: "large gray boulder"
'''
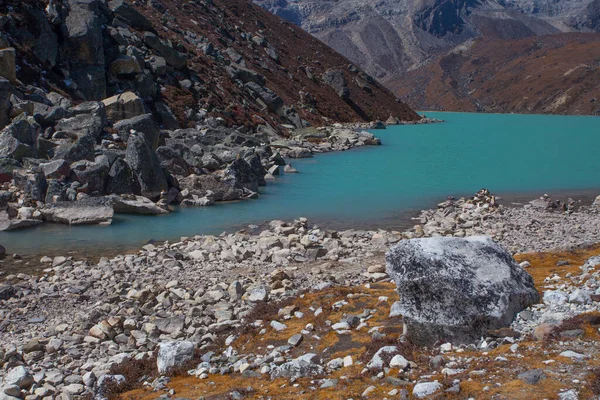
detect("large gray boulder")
[322,69,350,101]
[386,236,539,346]
[125,133,168,200]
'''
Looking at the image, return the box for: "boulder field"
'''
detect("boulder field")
[1,190,600,399]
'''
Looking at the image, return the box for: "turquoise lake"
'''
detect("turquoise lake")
[2,111,600,258]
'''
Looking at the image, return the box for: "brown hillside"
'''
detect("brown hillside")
[390,33,600,115]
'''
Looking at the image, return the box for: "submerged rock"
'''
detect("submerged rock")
[386,236,539,345]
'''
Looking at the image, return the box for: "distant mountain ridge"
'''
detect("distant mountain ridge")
[254,0,600,115]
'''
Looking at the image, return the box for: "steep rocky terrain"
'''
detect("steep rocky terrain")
[0,0,419,233]
[255,0,600,115]
[391,33,600,115]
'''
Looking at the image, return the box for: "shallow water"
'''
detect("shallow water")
[2,111,600,260]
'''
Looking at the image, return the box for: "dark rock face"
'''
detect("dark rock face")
[386,236,539,346]
[113,113,160,150]
[322,70,350,101]
[106,158,141,195]
[125,133,168,200]
[53,135,96,163]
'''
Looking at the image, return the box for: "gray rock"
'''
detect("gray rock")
[270,353,323,379]
[55,113,105,139]
[143,32,187,68]
[386,236,539,345]
[41,200,113,225]
[111,195,168,215]
[412,381,442,398]
[288,333,303,347]
[322,69,350,101]
[109,0,152,30]
[4,366,34,389]
[102,92,145,122]
[114,113,160,150]
[155,316,185,334]
[0,48,16,83]
[157,341,195,374]
[518,368,546,384]
[125,133,168,200]
[106,158,141,195]
[40,159,71,179]
[53,134,96,163]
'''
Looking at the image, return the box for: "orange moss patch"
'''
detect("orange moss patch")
[514,243,600,289]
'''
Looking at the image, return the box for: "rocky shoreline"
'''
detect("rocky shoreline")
[1,189,600,399]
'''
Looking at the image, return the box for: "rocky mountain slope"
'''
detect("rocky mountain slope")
[0,0,419,232]
[254,0,600,115]
[391,33,600,115]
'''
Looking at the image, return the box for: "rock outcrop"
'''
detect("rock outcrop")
[386,236,539,345]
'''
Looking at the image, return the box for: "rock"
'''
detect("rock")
[518,369,546,384]
[569,289,591,304]
[106,158,141,195]
[55,113,105,139]
[111,195,168,215]
[288,333,303,347]
[113,113,160,150]
[143,32,187,68]
[125,133,168,200]
[155,316,185,334]
[0,48,16,83]
[0,132,33,162]
[157,341,196,374]
[386,236,539,345]
[322,69,350,101]
[389,354,409,369]
[39,159,71,179]
[53,134,96,163]
[248,286,269,302]
[108,0,152,30]
[366,346,397,371]
[5,366,34,389]
[102,92,145,122]
[270,353,323,379]
[270,321,287,331]
[559,350,585,360]
[41,200,114,225]
[284,164,298,173]
[412,381,442,398]
[0,78,11,129]
[0,158,22,183]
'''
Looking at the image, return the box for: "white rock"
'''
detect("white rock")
[270,321,287,331]
[412,381,443,398]
[389,354,409,369]
[559,350,585,360]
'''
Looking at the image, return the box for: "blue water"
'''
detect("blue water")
[3,112,600,257]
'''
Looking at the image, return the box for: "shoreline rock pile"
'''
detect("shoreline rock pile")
[403,189,600,253]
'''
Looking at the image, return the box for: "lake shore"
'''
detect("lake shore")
[1,189,600,399]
